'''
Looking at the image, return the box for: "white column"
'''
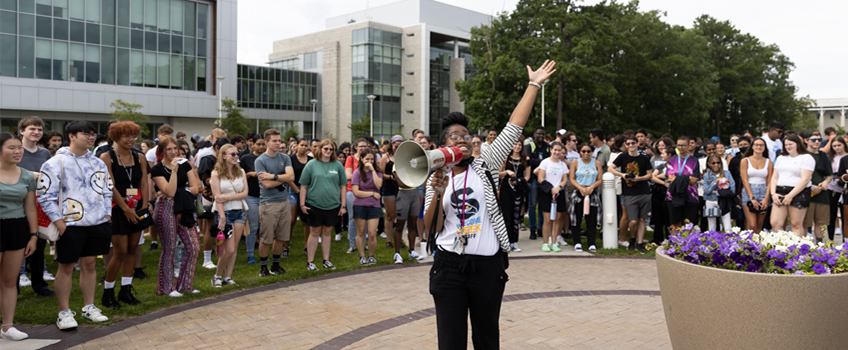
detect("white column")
[841,108,846,129]
[820,108,826,133]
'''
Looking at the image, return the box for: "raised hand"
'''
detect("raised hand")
[527,60,557,85]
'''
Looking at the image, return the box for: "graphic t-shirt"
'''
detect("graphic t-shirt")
[612,153,652,196]
[300,160,347,210]
[665,154,701,202]
[437,168,498,256]
[538,158,569,187]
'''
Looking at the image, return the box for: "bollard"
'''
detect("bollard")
[602,172,618,249]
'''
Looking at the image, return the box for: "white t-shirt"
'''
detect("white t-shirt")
[762,136,783,162]
[195,147,214,167]
[774,154,815,188]
[538,158,569,186]
[145,146,158,164]
[437,168,498,256]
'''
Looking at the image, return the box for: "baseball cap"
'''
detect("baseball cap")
[191,134,203,143]
[557,129,567,136]
[391,135,404,143]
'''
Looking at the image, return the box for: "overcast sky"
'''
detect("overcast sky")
[237,0,847,101]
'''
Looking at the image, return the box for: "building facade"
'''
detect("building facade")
[269,0,490,142]
[811,98,848,133]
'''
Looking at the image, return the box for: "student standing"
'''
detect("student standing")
[609,136,653,253]
[351,149,383,264]
[770,133,814,237]
[210,145,250,286]
[255,130,295,277]
[239,137,265,263]
[300,140,347,271]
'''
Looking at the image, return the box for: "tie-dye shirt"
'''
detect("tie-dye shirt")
[665,154,700,202]
[37,147,114,227]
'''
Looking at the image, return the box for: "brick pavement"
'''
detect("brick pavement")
[45,256,669,350]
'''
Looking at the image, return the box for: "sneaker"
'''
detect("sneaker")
[224,279,238,286]
[192,290,200,294]
[318,237,322,243]
[56,310,78,330]
[636,244,647,254]
[0,327,28,341]
[19,275,31,287]
[360,257,368,265]
[541,243,551,252]
[202,261,217,269]
[269,266,286,275]
[551,243,562,252]
[588,245,597,253]
[306,262,319,271]
[386,242,394,248]
[247,256,257,264]
[346,246,356,254]
[574,243,583,253]
[133,267,149,279]
[510,243,522,252]
[81,305,109,323]
[74,262,80,271]
[335,233,342,241]
[322,260,336,270]
[36,287,55,296]
[258,268,271,277]
[409,250,424,261]
[282,248,289,258]
[556,236,567,246]
[168,291,183,297]
[529,231,538,240]
[43,271,55,281]
[619,240,630,248]
[628,238,636,251]
[303,248,307,255]
[212,277,223,288]
[367,256,377,265]
[394,252,403,264]
[379,232,387,238]
[148,242,158,251]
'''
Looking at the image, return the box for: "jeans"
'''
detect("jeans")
[527,178,541,232]
[347,191,357,246]
[245,196,260,258]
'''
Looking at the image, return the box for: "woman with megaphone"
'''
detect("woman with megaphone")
[423,60,556,349]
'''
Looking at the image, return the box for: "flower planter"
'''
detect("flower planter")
[656,247,848,349]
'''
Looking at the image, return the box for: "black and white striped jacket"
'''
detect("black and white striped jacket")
[425,122,523,254]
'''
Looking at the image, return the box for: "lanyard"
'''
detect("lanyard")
[450,167,470,236]
[677,154,690,177]
[115,150,134,189]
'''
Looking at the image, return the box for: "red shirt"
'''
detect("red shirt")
[344,156,358,192]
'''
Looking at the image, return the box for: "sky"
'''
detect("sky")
[237,0,848,101]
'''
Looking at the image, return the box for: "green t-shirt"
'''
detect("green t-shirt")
[300,159,347,210]
[0,168,37,219]
[810,152,832,204]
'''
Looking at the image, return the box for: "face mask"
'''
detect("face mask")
[739,147,749,155]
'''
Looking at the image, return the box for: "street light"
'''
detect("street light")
[367,95,377,137]
[541,79,548,128]
[310,99,318,139]
[216,76,225,124]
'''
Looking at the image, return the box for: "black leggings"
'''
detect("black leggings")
[829,190,844,241]
[570,196,598,247]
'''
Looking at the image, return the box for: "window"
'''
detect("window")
[54,0,68,18]
[85,0,99,23]
[406,33,414,36]
[36,39,51,79]
[196,3,206,38]
[69,42,84,81]
[129,49,141,85]
[0,34,16,76]
[19,36,35,78]
[196,57,205,91]
[69,20,83,42]
[116,47,128,84]
[405,72,414,75]
[84,44,98,82]
[54,18,69,40]
[169,54,180,88]
[144,0,155,31]
[405,92,414,96]
[143,51,155,86]
[100,46,113,83]
[406,110,414,114]
[101,25,114,45]
[157,0,168,33]
[37,16,52,38]
[129,0,142,29]
[53,41,68,80]
[156,52,167,88]
[0,11,15,34]
[303,52,318,69]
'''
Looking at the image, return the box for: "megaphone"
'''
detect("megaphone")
[394,141,464,188]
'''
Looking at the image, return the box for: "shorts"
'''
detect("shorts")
[666,201,699,226]
[539,191,567,213]
[397,189,421,219]
[742,183,768,207]
[803,201,830,227]
[354,206,383,220]
[0,218,31,252]
[259,201,292,244]
[305,204,340,228]
[417,184,426,196]
[214,209,246,225]
[56,222,111,264]
[288,184,301,205]
[624,194,652,220]
[775,186,811,210]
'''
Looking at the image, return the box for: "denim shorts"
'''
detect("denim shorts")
[741,183,768,206]
[354,205,383,220]
[288,184,301,205]
[214,209,246,225]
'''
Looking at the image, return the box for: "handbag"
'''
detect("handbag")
[37,159,64,241]
[127,207,153,232]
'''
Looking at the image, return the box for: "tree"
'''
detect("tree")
[282,125,299,141]
[110,99,150,138]
[348,114,370,140]
[217,99,252,138]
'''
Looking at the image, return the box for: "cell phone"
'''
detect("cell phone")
[177,158,188,164]
[625,174,636,179]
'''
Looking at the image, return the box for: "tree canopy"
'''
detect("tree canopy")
[216,99,252,138]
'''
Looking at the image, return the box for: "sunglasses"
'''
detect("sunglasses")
[322,147,334,151]
[810,138,822,142]
[709,162,720,165]
[227,153,238,157]
[625,142,637,146]
[580,150,592,153]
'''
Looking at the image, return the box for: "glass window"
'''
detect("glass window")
[69,0,83,19]
[197,39,205,57]
[157,52,167,88]
[19,14,35,36]
[53,41,67,80]
[100,46,113,83]
[116,27,128,47]
[36,39,51,79]
[171,35,181,54]
[170,54,180,88]
[36,16,51,38]
[0,11,15,34]
[196,57,205,91]
[53,18,68,40]
[157,32,167,52]
[69,20,83,41]
[85,0,98,23]
[85,22,98,43]
[69,42,83,81]
[19,36,34,78]
[101,25,114,45]
[20,0,35,13]
[116,47,128,84]
[129,49,141,85]
[183,1,193,36]
[183,54,193,90]
[196,3,206,38]
[36,0,51,15]
[0,34,15,76]
[144,30,155,50]
[54,0,68,18]
[117,0,128,26]
[85,44,98,82]
[157,0,167,33]
[129,0,142,29]
[183,37,193,55]
[143,0,155,31]
[0,0,16,10]
[170,0,181,35]
[143,51,154,86]
[130,28,141,49]
[102,0,114,25]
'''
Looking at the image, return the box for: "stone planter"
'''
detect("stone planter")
[655,248,848,349]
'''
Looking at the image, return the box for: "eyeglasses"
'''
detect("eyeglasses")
[776,130,784,134]
[810,138,822,142]
[472,141,481,145]
[676,144,688,148]
[580,150,592,153]
[322,147,334,151]
[625,142,637,146]
[227,152,238,157]
[449,134,473,142]
[77,132,97,139]
[709,162,720,165]
[730,138,738,142]
[569,139,577,142]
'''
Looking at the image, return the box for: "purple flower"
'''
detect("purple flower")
[813,263,829,275]
[799,244,811,255]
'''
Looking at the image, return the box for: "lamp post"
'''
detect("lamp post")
[367,95,376,137]
[541,79,548,128]
[310,99,318,139]
[216,76,225,124]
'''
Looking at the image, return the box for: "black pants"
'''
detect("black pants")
[571,198,598,247]
[430,250,508,349]
[19,237,48,292]
[829,190,844,241]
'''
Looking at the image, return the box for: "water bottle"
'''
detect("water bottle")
[550,203,557,220]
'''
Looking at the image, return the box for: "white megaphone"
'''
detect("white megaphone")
[394,141,464,188]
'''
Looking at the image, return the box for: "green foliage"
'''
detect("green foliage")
[109,99,150,138]
[216,99,252,138]
[282,125,300,141]
[349,114,371,140]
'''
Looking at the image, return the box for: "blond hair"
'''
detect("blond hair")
[213,144,244,181]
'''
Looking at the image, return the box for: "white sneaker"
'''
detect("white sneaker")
[43,271,55,281]
[174,268,180,278]
[619,240,630,248]
[202,261,217,269]
[347,246,356,253]
[74,262,80,271]
[574,243,583,253]
[409,250,424,261]
[379,232,387,238]
[0,326,28,341]
[168,291,183,297]
[836,228,843,235]
[19,275,31,287]
[56,311,78,330]
[318,237,322,243]
[510,243,522,252]
[588,245,597,253]
[81,305,109,323]
[393,252,403,264]
[192,289,201,294]
[335,233,342,241]
[556,236,567,245]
